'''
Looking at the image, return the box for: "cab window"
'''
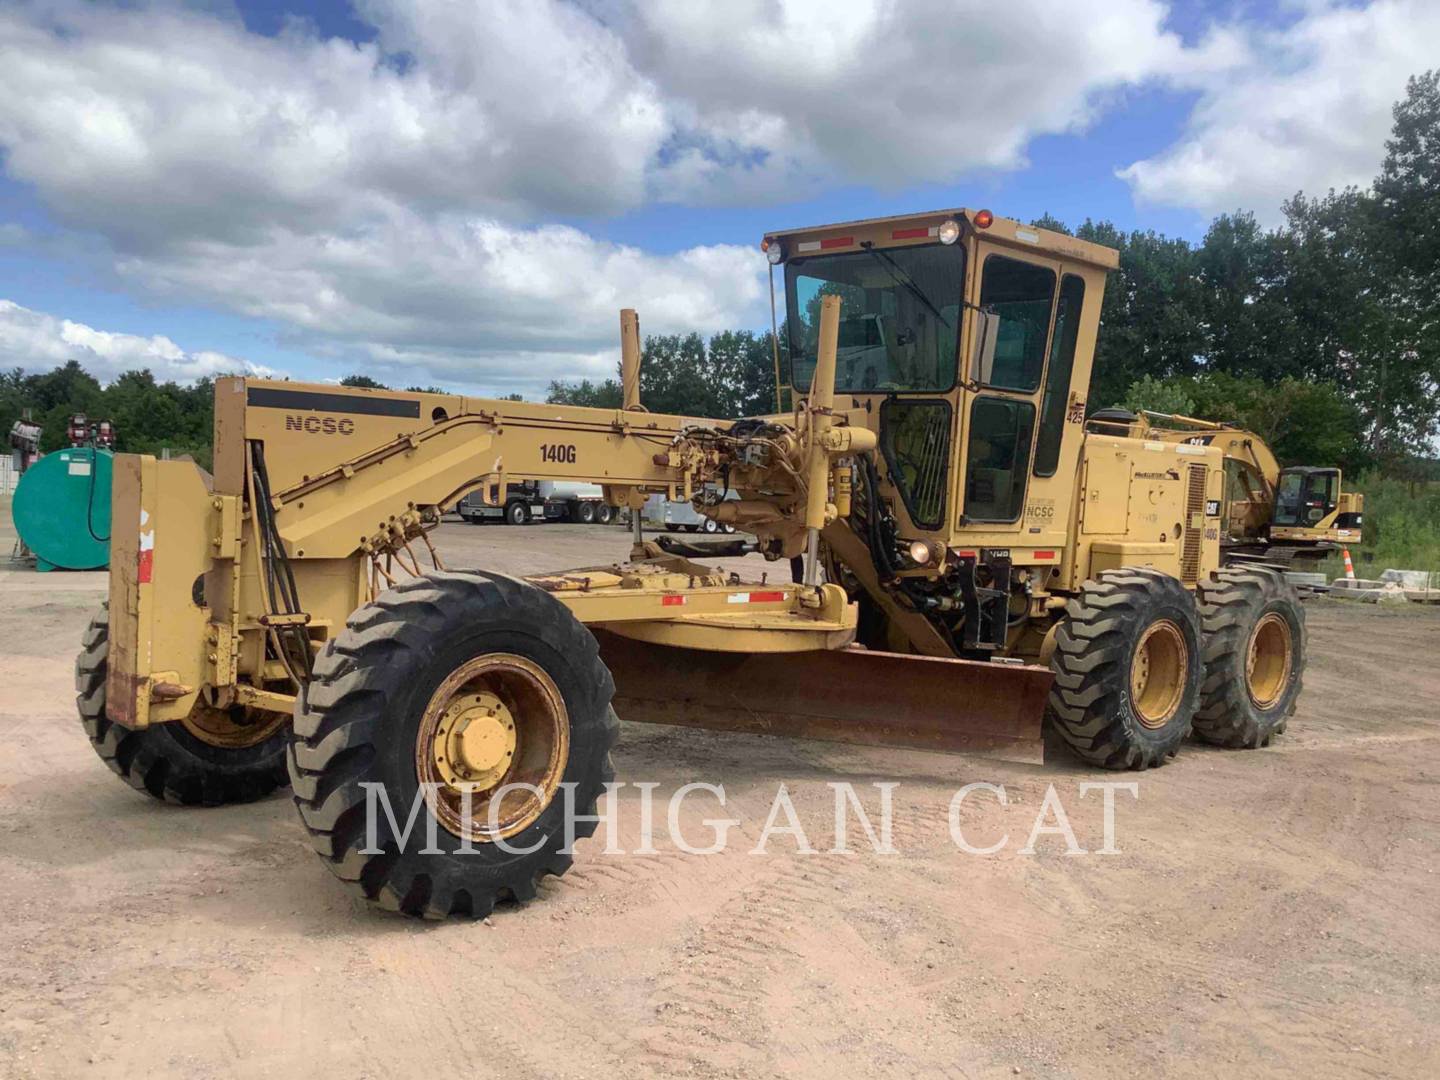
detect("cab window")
[879,399,951,529]
[978,255,1056,392]
[1033,274,1085,476]
[786,243,964,394]
[964,397,1036,522]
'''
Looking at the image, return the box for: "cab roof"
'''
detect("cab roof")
[763,207,1120,271]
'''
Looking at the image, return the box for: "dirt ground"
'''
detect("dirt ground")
[2,513,1438,1079]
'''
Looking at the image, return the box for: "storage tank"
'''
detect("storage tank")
[11,447,114,571]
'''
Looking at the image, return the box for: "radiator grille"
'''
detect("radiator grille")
[1181,464,1206,584]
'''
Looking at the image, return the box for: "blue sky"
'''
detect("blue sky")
[0,0,1429,394]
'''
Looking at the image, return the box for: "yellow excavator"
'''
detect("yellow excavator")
[78,208,1307,917]
[1089,410,1364,566]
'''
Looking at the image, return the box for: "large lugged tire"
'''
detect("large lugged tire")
[1193,567,1305,748]
[288,571,618,919]
[1047,569,1203,769]
[75,605,290,805]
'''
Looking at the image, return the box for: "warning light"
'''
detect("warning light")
[974,209,994,229]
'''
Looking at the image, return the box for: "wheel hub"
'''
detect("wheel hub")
[433,692,516,790]
[1130,619,1187,730]
[415,653,569,844]
[181,703,288,749]
[1245,612,1293,709]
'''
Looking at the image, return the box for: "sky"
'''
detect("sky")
[0,0,1435,397]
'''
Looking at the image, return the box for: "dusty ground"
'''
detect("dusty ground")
[2,512,1439,1079]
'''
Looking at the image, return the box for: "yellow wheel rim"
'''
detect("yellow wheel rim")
[415,654,569,843]
[182,704,287,749]
[1246,612,1293,709]
[1130,619,1188,730]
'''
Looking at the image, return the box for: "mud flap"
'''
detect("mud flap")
[594,630,1051,764]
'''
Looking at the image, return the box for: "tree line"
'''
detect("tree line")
[4,73,1435,479]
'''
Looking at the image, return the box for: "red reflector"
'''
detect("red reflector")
[1034,550,1056,559]
[137,548,153,584]
[819,236,854,250]
[891,227,930,240]
[749,590,786,603]
[661,595,686,606]
[957,550,977,559]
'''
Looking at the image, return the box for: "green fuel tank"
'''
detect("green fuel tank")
[12,447,113,572]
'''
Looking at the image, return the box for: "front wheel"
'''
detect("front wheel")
[1047,569,1202,770]
[288,571,618,919]
[75,605,290,804]
[505,501,530,526]
[1193,567,1305,748]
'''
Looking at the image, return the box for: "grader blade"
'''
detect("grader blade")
[593,630,1051,763]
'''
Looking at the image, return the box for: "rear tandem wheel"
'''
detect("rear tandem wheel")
[1046,569,1203,770]
[1192,567,1305,748]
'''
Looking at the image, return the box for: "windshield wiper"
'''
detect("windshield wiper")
[860,242,951,327]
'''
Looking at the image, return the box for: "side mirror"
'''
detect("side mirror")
[969,309,1000,386]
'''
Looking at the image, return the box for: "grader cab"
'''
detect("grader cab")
[78,208,1306,918]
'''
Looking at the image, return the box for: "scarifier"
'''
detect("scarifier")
[77,208,1307,917]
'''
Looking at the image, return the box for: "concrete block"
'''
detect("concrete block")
[1329,582,1408,604]
[1329,577,1387,590]
[1381,568,1440,590]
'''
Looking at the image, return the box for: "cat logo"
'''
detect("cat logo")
[284,414,356,435]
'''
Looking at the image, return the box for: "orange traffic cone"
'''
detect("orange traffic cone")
[1342,547,1356,580]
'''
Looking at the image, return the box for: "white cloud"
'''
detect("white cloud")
[0,0,1418,390]
[109,209,765,391]
[0,0,667,234]
[0,1,769,388]
[0,299,274,383]
[624,0,1242,202]
[1119,0,1440,222]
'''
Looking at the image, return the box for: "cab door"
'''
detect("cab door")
[956,247,1061,532]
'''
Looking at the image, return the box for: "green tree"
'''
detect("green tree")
[1123,372,1367,472]
[546,377,622,408]
[1076,221,1207,410]
[339,374,389,389]
[1370,69,1440,458]
[1029,213,1072,236]
[1122,374,1195,417]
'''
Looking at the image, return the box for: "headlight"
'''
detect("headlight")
[937,219,961,245]
[764,238,784,264]
[907,540,933,565]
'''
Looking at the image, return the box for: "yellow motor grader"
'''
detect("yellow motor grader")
[78,208,1306,918]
